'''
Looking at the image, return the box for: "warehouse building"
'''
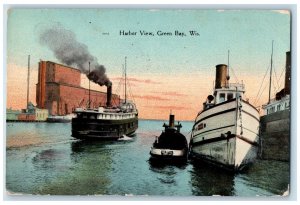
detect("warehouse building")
[36,61,120,116]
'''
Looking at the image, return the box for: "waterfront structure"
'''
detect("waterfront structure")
[35,108,49,121]
[7,102,48,122]
[6,108,21,121]
[189,63,260,171]
[36,60,120,116]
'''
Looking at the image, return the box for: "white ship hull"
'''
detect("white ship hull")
[190,98,260,171]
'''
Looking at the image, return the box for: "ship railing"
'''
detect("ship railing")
[97,113,136,120]
[228,83,245,90]
[262,94,290,107]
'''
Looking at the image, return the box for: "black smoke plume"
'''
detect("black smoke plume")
[39,25,111,86]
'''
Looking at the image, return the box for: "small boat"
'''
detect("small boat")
[150,114,188,161]
[47,114,75,123]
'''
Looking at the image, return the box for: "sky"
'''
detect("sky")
[6,9,291,120]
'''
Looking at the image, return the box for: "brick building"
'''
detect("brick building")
[36,61,120,115]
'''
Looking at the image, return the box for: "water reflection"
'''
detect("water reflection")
[236,160,290,196]
[71,139,112,152]
[147,158,191,195]
[148,158,188,169]
[33,140,117,195]
[189,159,235,196]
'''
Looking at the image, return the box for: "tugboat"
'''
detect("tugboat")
[71,57,138,140]
[189,60,260,171]
[150,114,188,161]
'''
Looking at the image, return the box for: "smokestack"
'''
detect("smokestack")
[106,84,112,107]
[284,51,291,95]
[215,64,228,89]
[27,55,30,108]
[169,114,175,128]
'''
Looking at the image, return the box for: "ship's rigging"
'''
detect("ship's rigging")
[114,57,136,106]
[253,41,287,108]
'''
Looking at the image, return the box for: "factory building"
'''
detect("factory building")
[36,61,120,116]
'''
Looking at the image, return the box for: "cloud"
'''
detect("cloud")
[272,10,290,15]
[111,77,161,84]
[153,91,188,97]
[133,95,169,101]
[144,105,189,110]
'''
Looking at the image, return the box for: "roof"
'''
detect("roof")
[41,60,81,73]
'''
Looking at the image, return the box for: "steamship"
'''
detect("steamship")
[262,51,290,119]
[150,114,188,161]
[71,58,138,140]
[189,64,260,171]
[260,51,290,160]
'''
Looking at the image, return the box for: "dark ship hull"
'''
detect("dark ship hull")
[150,114,188,162]
[72,116,138,140]
[259,109,290,161]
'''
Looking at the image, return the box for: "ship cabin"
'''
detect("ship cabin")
[203,83,245,110]
[202,64,246,111]
[120,100,138,113]
[74,100,138,121]
[262,95,290,115]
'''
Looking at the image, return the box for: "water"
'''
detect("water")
[6,120,290,196]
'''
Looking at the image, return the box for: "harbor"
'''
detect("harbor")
[5,50,292,196]
[6,120,289,196]
[5,9,293,198]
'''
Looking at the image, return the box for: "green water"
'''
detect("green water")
[6,120,290,196]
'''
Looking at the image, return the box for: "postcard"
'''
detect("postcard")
[5,8,292,197]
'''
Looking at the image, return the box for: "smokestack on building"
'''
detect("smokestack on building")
[27,55,30,109]
[215,64,228,89]
[106,84,112,107]
[284,51,291,95]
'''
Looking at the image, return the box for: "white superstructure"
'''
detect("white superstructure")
[262,95,290,115]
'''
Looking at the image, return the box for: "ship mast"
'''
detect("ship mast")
[124,56,127,103]
[268,40,274,104]
[27,55,30,108]
[227,50,230,87]
[88,61,91,108]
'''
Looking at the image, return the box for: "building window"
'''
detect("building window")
[227,93,233,100]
